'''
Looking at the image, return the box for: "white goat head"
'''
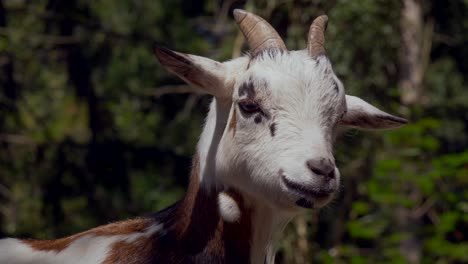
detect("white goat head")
[155,9,407,211]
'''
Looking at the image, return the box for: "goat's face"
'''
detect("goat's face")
[155,10,407,211]
[216,51,346,210]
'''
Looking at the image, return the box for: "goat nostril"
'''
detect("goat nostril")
[311,168,323,175]
[306,159,335,179]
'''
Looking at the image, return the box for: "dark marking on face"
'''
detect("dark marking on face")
[269,123,276,137]
[251,48,285,62]
[237,77,272,124]
[333,80,339,93]
[254,115,262,124]
[248,48,285,69]
[238,78,256,98]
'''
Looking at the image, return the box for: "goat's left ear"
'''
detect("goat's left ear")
[154,45,229,98]
[340,95,408,130]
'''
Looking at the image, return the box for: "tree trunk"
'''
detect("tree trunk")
[398,1,425,263]
[399,0,424,105]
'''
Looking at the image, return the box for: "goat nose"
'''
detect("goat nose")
[306,158,335,179]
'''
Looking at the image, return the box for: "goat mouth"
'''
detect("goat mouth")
[296,198,314,209]
[281,175,334,200]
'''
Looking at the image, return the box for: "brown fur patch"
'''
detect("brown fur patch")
[218,190,253,257]
[23,153,254,263]
[204,216,226,258]
[228,109,237,136]
[173,155,252,262]
[221,190,252,261]
[22,237,74,252]
[176,153,201,237]
[22,218,150,252]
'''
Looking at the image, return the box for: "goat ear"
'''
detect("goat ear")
[340,95,408,130]
[154,45,229,98]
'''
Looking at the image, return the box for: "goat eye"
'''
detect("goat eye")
[239,100,260,113]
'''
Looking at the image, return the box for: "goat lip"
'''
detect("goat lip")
[281,175,334,199]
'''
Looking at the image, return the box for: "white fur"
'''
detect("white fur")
[218,192,241,223]
[249,200,293,264]
[0,223,162,264]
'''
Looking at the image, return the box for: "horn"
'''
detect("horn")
[307,15,328,57]
[233,9,286,55]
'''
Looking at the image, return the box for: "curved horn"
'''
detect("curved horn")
[307,15,328,57]
[233,9,286,55]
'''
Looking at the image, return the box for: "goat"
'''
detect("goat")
[0,9,407,264]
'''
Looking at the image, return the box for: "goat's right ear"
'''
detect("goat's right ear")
[154,45,229,98]
[340,95,408,130]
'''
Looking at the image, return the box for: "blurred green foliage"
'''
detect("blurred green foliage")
[0,0,467,263]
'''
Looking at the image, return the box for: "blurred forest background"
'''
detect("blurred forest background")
[0,0,467,263]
